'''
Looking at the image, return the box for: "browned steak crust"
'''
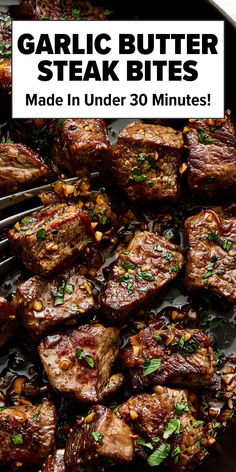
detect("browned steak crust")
[118,386,209,472]
[8,203,94,275]
[51,119,111,176]
[185,112,236,200]
[14,265,95,338]
[0,398,56,465]
[121,324,215,391]
[184,209,236,303]
[38,324,123,403]
[64,405,134,470]
[112,121,183,201]
[102,231,185,322]
[0,143,55,196]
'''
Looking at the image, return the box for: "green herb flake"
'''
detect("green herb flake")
[209,319,222,330]
[142,358,161,377]
[137,438,153,450]
[193,421,203,428]
[71,8,81,19]
[147,443,170,467]
[122,261,135,271]
[154,245,162,252]
[103,9,114,15]
[92,431,103,445]
[137,270,155,281]
[163,419,181,439]
[57,119,64,129]
[65,284,74,294]
[154,333,162,343]
[37,228,46,242]
[174,396,189,416]
[221,237,234,252]
[76,348,84,360]
[162,251,173,261]
[137,154,146,165]
[85,355,95,368]
[197,129,213,144]
[11,433,24,445]
[214,349,223,362]
[33,412,40,420]
[133,174,147,183]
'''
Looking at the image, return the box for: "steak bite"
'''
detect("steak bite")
[38,324,123,403]
[42,449,65,472]
[0,398,56,466]
[0,296,17,348]
[184,209,236,303]
[121,324,215,391]
[0,143,55,197]
[185,112,236,200]
[15,0,107,20]
[14,265,95,338]
[112,121,183,201]
[102,231,184,322]
[0,59,11,94]
[51,119,111,176]
[118,386,209,472]
[64,405,134,471]
[8,203,94,275]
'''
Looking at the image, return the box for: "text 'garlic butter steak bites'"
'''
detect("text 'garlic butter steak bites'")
[0,398,56,466]
[51,119,111,176]
[65,405,134,471]
[185,111,236,200]
[184,209,236,303]
[121,324,215,391]
[0,142,55,196]
[102,231,184,322]
[8,203,94,275]
[0,296,16,348]
[38,324,124,403]
[112,122,183,201]
[14,265,95,338]
[118,386,210,472]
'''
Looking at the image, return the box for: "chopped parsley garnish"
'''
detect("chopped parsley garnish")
[137,438,153,450]
[169,264,179,273]
[51,280,73,306]
[122,261,135,271]
[76,348,84,360]
[154,333,162,343]
[162,251,173,261]
[175,335,201,356]
[119,273,133,283]
[142,358,161,376]
[71,8,80,19]
[33,412,40,420]
[133,174,147,183]
[147,443,170,467]
[137,154,146,165]
[193,421,203,428]
[103,9,114,15]
[163,419,181,439]
[209,319,222,329]
[215,390,222,399]
[57,119,64,129]
[206,230,219,242]
[11,433,24,445]
[99,210,108,225]
[37,228,46,241]
[172,446,181,464]
[92,431,103,445]
[214,349,223,362]
[197,129,213,144]
[174,396,189,416]
[154,245,162,252]
[221,237,234,252]
[85,355,95,368]
[137,270,154,281]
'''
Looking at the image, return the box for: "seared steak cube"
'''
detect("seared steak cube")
[121,323,215,391]
[8,203,94,275]
[0,398,56,466]
[0,296,16,348]
[0,143,55,196]
[0,59,11,94]
[102,231,184,322]
[112,122,183,201]
[184,209,236,303]
[15,0,107,20]
[42,449,65,472]
[118,386,209,472]
[65,405,134,470]
[51,119,111,176]
[185,112,236,199]
[14,265,95,338]
[38,324,123,403]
